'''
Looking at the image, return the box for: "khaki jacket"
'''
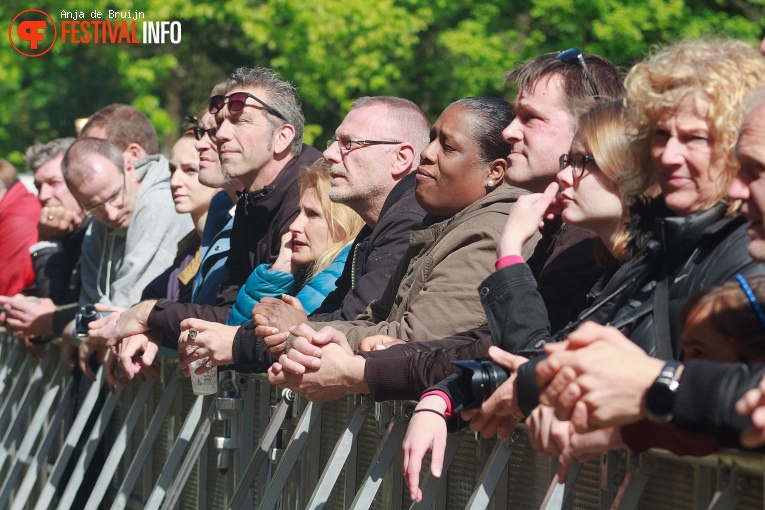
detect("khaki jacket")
[315,182,539,348]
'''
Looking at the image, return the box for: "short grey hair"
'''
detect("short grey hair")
[25,137,75,173]
[226,67,305,156]
[349,96,430,166]
[61,137,125,184]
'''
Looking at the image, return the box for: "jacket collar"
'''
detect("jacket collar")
[653,199,735,271]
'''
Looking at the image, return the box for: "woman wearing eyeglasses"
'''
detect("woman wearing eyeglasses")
[402,100,659,501]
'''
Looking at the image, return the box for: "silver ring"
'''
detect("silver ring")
[188,329,197,341]
[205,360,212,368]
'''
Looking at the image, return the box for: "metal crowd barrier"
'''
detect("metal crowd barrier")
[1,329,764,509]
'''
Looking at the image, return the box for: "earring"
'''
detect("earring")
[487,179,495,187]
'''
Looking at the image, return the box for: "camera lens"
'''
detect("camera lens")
[451,358,510,411]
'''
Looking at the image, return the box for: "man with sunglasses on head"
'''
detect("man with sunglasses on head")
[265,50,624,424]
[111,67,322,374]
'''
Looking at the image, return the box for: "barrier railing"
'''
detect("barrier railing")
[1,329,764,510]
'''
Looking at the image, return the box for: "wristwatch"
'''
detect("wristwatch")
[644,360,681,424]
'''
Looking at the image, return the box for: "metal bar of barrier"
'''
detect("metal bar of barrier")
[228,389,295,510]
[306,402,372,509]
[348,413,408,510]
[609,455,648,510]
[539,462,582,510]
[707,467,741,510]
[0,354,32,435]
[110,370,183,510]
[143,394,213,509]
[160,396,217,510]
[32,365,104,510]
[238,375,271,510]
[0,354,50,471]
[465,434,518,510]
[257,401,323,510]
[0,362,68,508]
[0,341,25,397]
[3,325,765,510]
[8,374,75,510]
[56,385,125,510]
[410,431,462,510]
[83,379,156,510]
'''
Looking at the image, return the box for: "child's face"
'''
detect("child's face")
[681,304,742,363]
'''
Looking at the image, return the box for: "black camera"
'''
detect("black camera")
[74,304,112,338]
[451,358,510,412]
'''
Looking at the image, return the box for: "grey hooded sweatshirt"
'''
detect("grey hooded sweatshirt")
[79,154,192,308]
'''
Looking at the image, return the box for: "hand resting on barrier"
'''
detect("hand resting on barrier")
[110,299,158,348]
[79,304,125,380]
[358,334,405,351]
[268,324,369,402]
[0,295,56,337]
[536,322,667,433]
[119,333,159,380]
[252,296,308,356]
[178,318,238,375]
[526,404,623,481]
[401,395,449,503]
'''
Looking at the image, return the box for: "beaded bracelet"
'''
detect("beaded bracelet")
[411,408,446,420]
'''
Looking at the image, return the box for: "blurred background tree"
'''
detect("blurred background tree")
[1,0,762,166]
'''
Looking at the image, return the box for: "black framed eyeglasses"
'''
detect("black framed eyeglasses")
[556,48,600,97]
[559,153,596,180]
[327,136,402,152]
[208,92,286,120]
[193,125,217,141]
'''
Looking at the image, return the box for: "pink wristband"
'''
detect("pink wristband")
[420,390,453,419]
[495,254,525,270]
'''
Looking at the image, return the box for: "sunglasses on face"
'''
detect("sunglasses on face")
[556,48,600,97]
[193,125,217,141]
[208,92,286,120]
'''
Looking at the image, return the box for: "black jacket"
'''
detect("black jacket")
[28,217,91,305]
[416,200,763,420]
[146,145,322,347]
[311,171,427,321]
[231,171,426,373]
[27,217,92,336]
[616,200,762,358]
[512,200,765,414]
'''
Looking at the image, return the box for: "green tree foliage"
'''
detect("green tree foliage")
[0,0,762,166]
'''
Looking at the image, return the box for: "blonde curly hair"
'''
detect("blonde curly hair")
[624,38,765,212]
